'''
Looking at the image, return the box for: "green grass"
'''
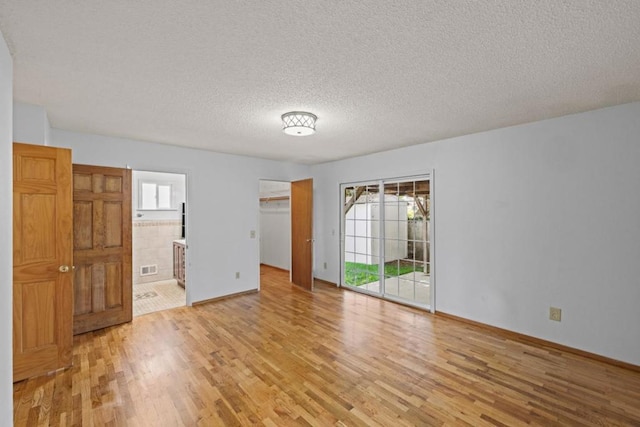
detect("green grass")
[344,261,422,286]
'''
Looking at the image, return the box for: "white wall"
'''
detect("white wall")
[13,101,51,145]
[0,29,13,422]
[312,102,640,366]
[51,129,310,304]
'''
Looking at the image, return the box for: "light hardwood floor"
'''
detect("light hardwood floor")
[14,265,640,426]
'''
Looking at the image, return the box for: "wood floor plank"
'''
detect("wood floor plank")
[13,265,640,426]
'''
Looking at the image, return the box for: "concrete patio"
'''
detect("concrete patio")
[352,271,430,305]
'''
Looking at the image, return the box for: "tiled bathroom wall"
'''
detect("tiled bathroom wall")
[133,220,182,285]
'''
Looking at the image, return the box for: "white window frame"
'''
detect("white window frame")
[139,181,175,211]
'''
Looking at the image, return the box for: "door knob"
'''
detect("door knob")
[58,265,70,273]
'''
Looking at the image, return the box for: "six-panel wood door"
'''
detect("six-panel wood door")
[13,143,73,382]
[72,164,132,335]
[291,178,314,291]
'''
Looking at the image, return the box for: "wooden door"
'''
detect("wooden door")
[13,143,73,382]
[72,165,132,335]
[291,178,313,290]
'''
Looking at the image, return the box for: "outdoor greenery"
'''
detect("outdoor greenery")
[344,261,422,286]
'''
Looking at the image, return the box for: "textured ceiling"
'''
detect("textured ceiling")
[1,1,639,164]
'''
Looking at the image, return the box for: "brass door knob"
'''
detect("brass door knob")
[58,265,70,273]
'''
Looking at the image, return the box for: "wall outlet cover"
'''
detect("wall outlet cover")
[549,307,562,322]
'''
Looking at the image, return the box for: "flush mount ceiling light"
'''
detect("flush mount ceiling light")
[281,111,317,136]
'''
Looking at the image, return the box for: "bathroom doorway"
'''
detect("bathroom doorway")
[132,170,187,316]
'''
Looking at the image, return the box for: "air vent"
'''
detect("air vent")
[140,264,158,276]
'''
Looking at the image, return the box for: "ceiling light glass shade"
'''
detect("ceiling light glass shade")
[281,111,317,136]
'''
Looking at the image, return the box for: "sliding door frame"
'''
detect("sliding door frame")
[339,172,435,313]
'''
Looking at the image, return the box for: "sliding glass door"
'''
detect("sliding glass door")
[341,176,432,310]
[343,183,382,294]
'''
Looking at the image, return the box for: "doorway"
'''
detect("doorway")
[259,178,314,291]
[341,176,433,310]
[132,170,187,316]
[259,180,291,272]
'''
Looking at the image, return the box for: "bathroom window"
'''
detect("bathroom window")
[140,182,173,210]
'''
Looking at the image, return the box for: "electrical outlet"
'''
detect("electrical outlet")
[549,307,562,322]
[250,230,256,239]
[235,272,240,279]
[323,262,327,269]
